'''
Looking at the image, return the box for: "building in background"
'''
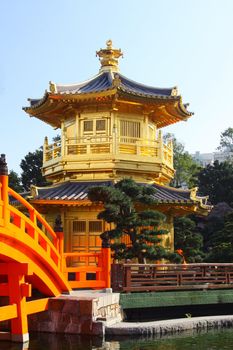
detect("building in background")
[192,151,232,167]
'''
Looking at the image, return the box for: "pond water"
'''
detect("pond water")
[2,328,233,350]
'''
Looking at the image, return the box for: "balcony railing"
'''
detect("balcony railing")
[66,135,113,155]
[44,141,61,162]
[43,135,173,168]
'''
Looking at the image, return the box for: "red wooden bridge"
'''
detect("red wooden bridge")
[0,154,111,343]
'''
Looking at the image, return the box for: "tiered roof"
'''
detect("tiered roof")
[23,40,192,129]
[28,181,211,215]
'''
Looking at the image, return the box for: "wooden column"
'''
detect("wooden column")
[101,238,111,288]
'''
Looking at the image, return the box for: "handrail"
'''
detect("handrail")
[8,206,60,266]
[8,187,58,243]
[0,166,111,296]
[63,252,101,258]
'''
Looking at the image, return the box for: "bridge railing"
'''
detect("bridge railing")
[0,154,111,295]
[3,183,111,290]
[62,249,111,289]
[1,184,62,272]
[111,263,233,292]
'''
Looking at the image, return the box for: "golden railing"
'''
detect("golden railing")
[44,141,61,162]
[66,135,113,155]
[43,136,173,167]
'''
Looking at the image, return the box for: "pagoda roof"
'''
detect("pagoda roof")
[29,181,211,214]
[47,71,175,97]
[23,71,192,128]
[24,70,189,109]
[23,41,192,128]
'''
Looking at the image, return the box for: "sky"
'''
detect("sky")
[0,0,233,173]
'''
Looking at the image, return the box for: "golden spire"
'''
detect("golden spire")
[96,40,123,72]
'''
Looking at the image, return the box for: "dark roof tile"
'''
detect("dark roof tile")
[34,181,192,204]
[48,71,175,98]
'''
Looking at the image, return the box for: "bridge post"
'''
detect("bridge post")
[0,154,9,225]
[54,215,65,273]
[8,264,32,343]
[101,237,111,288]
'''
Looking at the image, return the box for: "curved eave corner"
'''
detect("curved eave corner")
[177,97,194,118]
[190,187,213,214]
[23,91,50,115]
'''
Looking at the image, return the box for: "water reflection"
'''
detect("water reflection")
[0,341,29,350]
[1,328,233,350]
[0,334,119,350]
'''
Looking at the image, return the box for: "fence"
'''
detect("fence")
[111,263,233,292]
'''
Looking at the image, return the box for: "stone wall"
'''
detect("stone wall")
[29,292,122,336]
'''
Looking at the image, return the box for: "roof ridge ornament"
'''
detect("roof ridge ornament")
[171,86,178,96]
[49,81,57,93]
[112,74,121,88]
[96,40,123,72]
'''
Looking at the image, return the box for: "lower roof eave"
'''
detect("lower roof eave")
[30,199,94,206]
[30,198,208,213]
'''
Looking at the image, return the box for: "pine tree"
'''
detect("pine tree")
[88,178,178,263]
[197,161,233,207]
[174,217,204,263]
[205,212,233,262]
[9,170,23,192]
[20,148,49,191]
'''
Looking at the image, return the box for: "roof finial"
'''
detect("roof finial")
[96,40,123,72]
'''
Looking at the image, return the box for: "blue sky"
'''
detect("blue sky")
[1,0,233,173]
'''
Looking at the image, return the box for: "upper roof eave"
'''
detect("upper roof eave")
[23,69,192,116]
[117,86,179,101]
[177,100,194,117]
[23,90,49,113]
[22,88,117,115]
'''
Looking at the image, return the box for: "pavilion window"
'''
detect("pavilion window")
[83,118,106,135]
[83,120,93,133]
[120,120,141,142]
[72,220,103,233]
[89,220,103,232]
[96,119,106,132]
[73,220,86,233]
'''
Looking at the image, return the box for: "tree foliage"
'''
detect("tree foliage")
[20,148,48,191]
[217,127,233,154]
[88,178,178,263]
[205,212,233,262]
[196,160,233,207]
[197,202,233,255]
[9,170,23,192]
[164,133,200,188]
[174,217,204,263]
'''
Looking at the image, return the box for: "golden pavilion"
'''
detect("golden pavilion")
[23,40,210,256]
